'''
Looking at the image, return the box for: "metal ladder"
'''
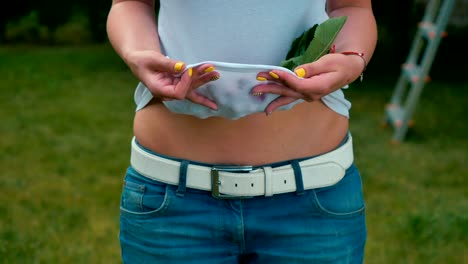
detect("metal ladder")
[384,0,456,143]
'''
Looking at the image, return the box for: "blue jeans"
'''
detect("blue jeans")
[119,146,367,263]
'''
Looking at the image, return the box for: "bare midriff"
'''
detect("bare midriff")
[134,99,349,166]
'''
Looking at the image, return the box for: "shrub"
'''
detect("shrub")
[53,12,93,45]
[5,11,50,44]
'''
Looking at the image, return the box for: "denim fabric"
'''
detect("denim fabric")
[119,161,366,263]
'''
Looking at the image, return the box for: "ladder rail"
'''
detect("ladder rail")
[385,0,456,142]
[389,72,409,106]
[419,0,456,77]
[423,0,441,22]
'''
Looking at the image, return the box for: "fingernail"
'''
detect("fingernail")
[188,68,193,77]
[265,111,272,116]
[294,68,306,78]
[210,75,220,81]
[174,62,185,72]
[204,66,215,73]
[269,71,279,79]
[256,76,267,81]
[252,92,264,96]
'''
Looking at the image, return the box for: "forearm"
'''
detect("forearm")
[106,0,161,63]
[327,6,377,66]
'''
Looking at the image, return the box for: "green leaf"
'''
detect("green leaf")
[280,16,347,70]
[300,16,347,64]
[284,24,318,60]
[280,56,302,70]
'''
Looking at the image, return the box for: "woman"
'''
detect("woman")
[107,0,377,263]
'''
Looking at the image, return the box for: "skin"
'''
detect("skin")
[107,0,377,165]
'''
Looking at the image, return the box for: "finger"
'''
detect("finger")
[265,96,299,115]
[267,66,340,100]
[165,68,193,99]
[196,64,216,75]
[255,71,283,82]
[266,70,303,89]
[255,72,271,82]
[186,91,218,111]
[184,63,216,78]
[165,65,220,100]
[251,83,303,98]
[193,72,221,87]
[143,72,179,99]
[190,64,221,88]
[186,65,219,109]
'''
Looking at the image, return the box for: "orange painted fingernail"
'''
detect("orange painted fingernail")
[269,72,279,79]
[174,62,185,72]
[256,76,267,81]
[188,68,193,77]
[294,68,306,77]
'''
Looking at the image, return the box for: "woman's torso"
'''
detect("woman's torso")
[134,100,348,166]
[133,0,349,165]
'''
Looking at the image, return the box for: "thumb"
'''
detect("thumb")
[293,58,328,78]
[161,56,185,74]
[170,60,187,75]
[150,52,186,74]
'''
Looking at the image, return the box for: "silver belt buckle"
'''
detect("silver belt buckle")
[211,165,254,199]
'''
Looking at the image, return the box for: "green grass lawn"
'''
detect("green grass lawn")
[1,45,467,263]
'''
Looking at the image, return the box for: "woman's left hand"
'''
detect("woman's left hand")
[251,53,365,114]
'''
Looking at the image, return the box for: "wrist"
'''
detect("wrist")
[330,45,366,81]
[341,51,366,72]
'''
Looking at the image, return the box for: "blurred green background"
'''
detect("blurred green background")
[1,1,467,263]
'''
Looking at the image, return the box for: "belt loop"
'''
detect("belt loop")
[291,160,305,196]
[176,160,190,197]
[263,166,273,197]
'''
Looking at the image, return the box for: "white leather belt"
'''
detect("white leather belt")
[130,135,354,199]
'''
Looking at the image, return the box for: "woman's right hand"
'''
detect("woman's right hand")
[125,50,219,110]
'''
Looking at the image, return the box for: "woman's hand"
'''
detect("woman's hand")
[251,53,365,114]
[125,50,220,110]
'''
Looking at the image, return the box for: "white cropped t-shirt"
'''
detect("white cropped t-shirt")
[134,0,352,119]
